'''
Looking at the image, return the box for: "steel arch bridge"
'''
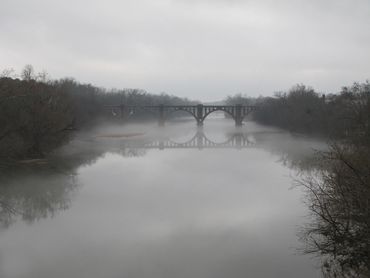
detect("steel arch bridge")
[105,104,258,126]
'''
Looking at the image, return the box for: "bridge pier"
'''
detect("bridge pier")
[158,104,165,126]
[197,104,204,126]
[235,104,243,126]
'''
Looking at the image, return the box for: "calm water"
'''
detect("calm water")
[0,118,325,278]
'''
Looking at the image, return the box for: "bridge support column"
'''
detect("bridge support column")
[197,104,204,126]
[235,104,243,126]
[158,104,165,126]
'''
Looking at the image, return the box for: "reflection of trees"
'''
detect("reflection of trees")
[0,139,147,228]
[0,172,77,227]
[264,132,369,277]
[253,129,369,276]
[0,150,94,227]
[0,128,254,228]
[251,132,324,171]
[234,128,369,276]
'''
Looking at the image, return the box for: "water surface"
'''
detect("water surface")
[0,119,325,278]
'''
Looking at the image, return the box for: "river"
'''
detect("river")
[0,118,326,278]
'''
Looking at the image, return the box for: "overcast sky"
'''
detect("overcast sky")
[1,0,369,101]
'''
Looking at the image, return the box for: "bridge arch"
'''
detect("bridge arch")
[201,107,236,123]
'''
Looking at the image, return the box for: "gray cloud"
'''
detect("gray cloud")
[1,0,369,100]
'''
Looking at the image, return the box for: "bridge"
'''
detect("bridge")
[106,104,258,126]
[114,130,255,150]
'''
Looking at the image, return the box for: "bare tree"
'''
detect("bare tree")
[299,143,370,277]
[21,64,35,81]
[0,68,16,78]
[36,70,49,83]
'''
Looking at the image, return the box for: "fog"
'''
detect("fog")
[0,118,326,278]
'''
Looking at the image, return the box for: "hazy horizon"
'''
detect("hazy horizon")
[1,0,370,101]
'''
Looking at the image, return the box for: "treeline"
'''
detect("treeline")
[297,84,369,277]
[226,83,370,140]
[226,83,370,277]
[0,65,195,160]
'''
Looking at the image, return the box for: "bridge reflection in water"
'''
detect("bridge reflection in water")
[119,129,256,150]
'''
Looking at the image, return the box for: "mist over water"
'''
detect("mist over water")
[0,117,326,278]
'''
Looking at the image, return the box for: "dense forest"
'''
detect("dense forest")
[226,83,369,141]
[226,83,370,277]
[0,65,195,160]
